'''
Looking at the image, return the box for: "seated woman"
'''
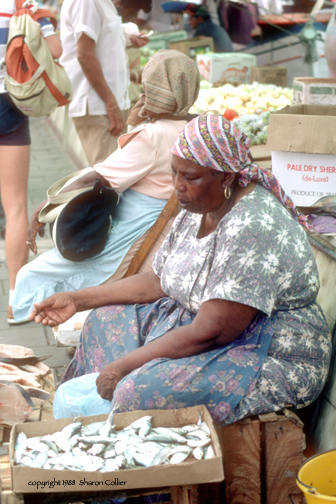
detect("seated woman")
[10,49,200,324]
[31,115,331,425]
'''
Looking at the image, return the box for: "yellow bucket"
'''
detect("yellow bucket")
[297,450,336,503]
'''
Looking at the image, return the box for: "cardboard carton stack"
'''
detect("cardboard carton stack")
[292,78,336,106]
[251,65,287,87]
[196,53,257,85]
[266,104,336,208]
[169,36,214,59]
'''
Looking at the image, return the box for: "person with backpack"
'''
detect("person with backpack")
[0,0,62,322]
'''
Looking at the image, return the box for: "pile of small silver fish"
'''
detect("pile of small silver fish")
[14,413,215,472]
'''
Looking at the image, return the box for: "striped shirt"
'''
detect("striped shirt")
[0,0,54,93]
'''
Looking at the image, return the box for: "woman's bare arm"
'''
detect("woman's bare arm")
[97,299,258,399]
[29,271,166,326]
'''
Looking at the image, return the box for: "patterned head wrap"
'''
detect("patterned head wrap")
[127,49,200,126]
[172,115,314,231]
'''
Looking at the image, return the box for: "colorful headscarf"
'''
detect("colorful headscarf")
[172,115,314,232]
[127,49,200,126]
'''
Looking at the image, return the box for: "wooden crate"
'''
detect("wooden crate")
[217,409,306,504]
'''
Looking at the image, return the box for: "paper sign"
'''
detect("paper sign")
[272,151,336,206]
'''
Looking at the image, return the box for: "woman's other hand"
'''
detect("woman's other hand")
[27,201,47,254]
[96,361,125,400]
[29,292,78,326]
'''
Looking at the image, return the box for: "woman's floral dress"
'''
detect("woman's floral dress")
[62,185,331,425]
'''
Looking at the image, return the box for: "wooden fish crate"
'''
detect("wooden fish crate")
[216,409,305,504]
[1,408,306,504]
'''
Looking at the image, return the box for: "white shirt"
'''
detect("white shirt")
[137,1,173,33]
[60,0,130,117]
[0,0,54,93]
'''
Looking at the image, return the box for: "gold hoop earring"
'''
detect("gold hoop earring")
[224,186,231,199]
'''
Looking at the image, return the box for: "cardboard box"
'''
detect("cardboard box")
[196,52,257,85]
[266,104,336,207]
[292,77,336,106]
[10,406,224,493]
[251,65,287,87]
[147,30,187,51]
[169,37,214,59]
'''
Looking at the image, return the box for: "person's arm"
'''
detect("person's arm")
[58,170,110,192]
[44,33,62,59]
[29,271,166,326]
[96,298,258,399]
[76,33,124,137]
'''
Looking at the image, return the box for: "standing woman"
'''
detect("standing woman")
[0,0,62,321]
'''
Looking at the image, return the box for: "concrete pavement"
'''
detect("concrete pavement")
[0,116,82,385]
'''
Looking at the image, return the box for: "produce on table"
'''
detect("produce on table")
[223,108,239,121]
[191,82,292,116]
[233,111,270,146]
[140,47,157,67]
[190,82,292,144]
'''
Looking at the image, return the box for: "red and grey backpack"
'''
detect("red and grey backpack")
[4,0,72,117]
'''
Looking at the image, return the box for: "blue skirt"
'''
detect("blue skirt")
[60,298,274,425]
[12,189,167,321]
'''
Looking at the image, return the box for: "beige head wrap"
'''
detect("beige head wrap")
[127,49,200,127]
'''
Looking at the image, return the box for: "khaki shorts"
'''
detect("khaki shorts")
[72,109,129,166]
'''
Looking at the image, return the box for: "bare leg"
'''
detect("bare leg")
[0,144,30,290]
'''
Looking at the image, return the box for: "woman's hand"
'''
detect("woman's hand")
[96,361,126,401]
[27,201,48,254]
[27,218,45,255]
[29,292,78,327]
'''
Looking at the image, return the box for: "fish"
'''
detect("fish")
[192,446,204,460]
[150,445,174,467]
[145,427,187,444]
[186,437,211,448]
[14,413,215,472]
[0,344,35,359]
[170,451,190,464]
[87,443,106,456]
[81,421,106,436]
[0,344,51,366]
[0,355,52,366]
[0,363,40,380]
[133,452,154,468]
[204,444,215,459]
[19,361,52,378]
[0,373,42,389]
[61,421,82,439]
[26,438,50,452]
[20,386,50,401]
[14,432,28,464]
[0,381,36,426]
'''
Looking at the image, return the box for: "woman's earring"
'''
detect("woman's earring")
[224,186,231,199]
